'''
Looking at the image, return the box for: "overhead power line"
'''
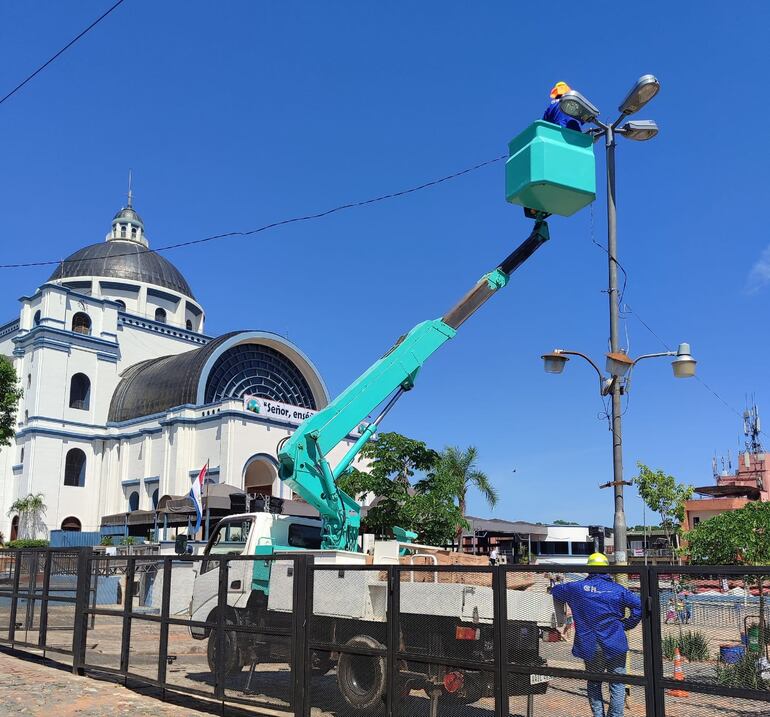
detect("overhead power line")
[0,0,127,107]
[0,154,506,269]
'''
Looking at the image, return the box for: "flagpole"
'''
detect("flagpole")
[204,459,211,542]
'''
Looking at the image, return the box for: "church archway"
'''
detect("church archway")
[243,454,278,496]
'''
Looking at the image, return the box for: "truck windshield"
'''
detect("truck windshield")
[205,518,252,556]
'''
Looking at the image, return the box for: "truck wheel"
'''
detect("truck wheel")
[337,635,386,711]
[207,615,242,677]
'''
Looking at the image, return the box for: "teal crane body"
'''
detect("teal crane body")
[277,220,554,552]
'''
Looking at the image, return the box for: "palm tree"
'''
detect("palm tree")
[7,493,47,540]
[437,446,498,548]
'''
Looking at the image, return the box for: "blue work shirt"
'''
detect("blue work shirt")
[543,100,583,132]
[551,573,642,660]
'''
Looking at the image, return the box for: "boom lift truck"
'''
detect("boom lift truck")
[189,121,597,711]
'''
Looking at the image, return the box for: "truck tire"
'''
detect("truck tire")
[336,635,386,711]
[207,615,242,677]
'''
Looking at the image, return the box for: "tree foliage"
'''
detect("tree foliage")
[632,462,693,549]
[685,501,770,566]
[0,356,21,447]
[339,432,456,544]
[553,519,580,526]
[433,446,498,544]
[7,493,47,540]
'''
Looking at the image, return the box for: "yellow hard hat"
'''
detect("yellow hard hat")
[550,81,571,99]
[587,552,610,567]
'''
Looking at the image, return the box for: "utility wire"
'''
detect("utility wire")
[0,0,127,107]
[0,154,506,269]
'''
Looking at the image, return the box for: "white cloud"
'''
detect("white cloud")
[746,245,770,294]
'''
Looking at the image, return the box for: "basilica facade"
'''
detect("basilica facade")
[0,200,342,538]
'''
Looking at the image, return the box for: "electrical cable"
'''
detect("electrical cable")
[0,154,506,269]
[0,0,127,107]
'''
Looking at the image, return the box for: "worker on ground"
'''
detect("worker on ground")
[543,81,583,131]
[551,553,642,717]
[489,545,499,566]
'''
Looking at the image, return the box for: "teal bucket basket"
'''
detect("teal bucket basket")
[505,120,596,217]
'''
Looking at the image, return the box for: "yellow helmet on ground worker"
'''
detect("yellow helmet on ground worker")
[587,552,610,567]
[550,81,572,99]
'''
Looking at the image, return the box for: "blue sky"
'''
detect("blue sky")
[1,2,768,526]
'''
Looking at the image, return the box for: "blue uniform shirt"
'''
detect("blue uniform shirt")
[543,100,583,132]
[551,573,642,660]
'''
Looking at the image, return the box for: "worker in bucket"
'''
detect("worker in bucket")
[550,553,642,717]
[543,81,583,131]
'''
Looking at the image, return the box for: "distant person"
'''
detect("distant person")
[551,553,642,717]
[543,81,583,132]
[664,598,677,624]
[489,546,499,566]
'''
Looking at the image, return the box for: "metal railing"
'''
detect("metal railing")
[0,548,767,717]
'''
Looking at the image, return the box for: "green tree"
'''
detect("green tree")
[685,502,770,656]
[434,446,498,546]
[553,519,580,526]
[339,432,452,541]
[7,493,47,540]
[632,462,693,554]
[0,356,21,446]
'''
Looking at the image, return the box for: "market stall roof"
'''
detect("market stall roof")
[156,482,246,513]
[465,516,549,538]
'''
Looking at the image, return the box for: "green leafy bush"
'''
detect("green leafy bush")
[6,538,49,549]
[99,536,114,546]
[716,653,768,690]
[662,630,710,662]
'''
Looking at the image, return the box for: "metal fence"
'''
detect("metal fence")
[0,549,768,717]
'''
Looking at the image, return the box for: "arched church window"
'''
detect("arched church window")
[154,308,167,324]
[61,516,81,532]
[152,489,159,509]
[186,319,193,331]
[120,224,127,238]
[64,448,86,487]
[72,312,91,335]
[33,310,41,327]
[115,299,126,310]
[69,373,91,410]
[128,491,139,512]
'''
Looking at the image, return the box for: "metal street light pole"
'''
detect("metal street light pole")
[605,125,628,567]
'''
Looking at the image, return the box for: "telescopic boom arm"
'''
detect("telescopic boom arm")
[277,220,550,551]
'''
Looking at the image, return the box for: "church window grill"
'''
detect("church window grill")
[204,344,316,409]
[154,307,167,323]
[69,373,91,410]
[72,312,92,335]
[64,448,86,487]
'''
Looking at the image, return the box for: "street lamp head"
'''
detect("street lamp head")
[605,351,634,378]
[671,342,697,378]
[559,90,601,124]
[618,74,660,116]
[621,120,659,141]
[542,351,569,374]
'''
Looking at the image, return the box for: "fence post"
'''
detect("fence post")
[646,567,666,717]
[493,565,508,717]
[386,565,400,717]
[38,549,53,650]
[214,557,229,701]
[8,550,22,646]
[71,548,92,676]
[292,554,312,717]
[156,558,172,692]
[119,556,136,679]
